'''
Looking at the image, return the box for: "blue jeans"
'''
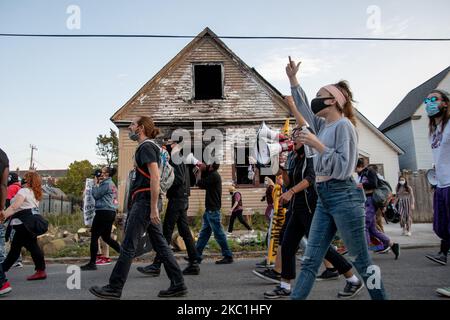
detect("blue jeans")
[291,178,387,300]
[196,210,232,258]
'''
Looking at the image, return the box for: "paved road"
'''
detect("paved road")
[1,246,449,300]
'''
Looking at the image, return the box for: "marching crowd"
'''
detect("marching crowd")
[0,57,449,300]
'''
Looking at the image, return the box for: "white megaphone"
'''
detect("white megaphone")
[185,153,200,166]
[251,122,293,165]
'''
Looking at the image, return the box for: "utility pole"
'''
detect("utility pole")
[29,144,37,170]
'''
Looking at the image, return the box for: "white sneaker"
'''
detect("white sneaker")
[402,229,407,236]
[13,262,23,268]
[406,232,412,236]
[226,232,233,237]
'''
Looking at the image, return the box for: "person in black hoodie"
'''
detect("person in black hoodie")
[356,159,399,259]
[137,138,201,276]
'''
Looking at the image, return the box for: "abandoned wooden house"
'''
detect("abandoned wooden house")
[111,27,402,217]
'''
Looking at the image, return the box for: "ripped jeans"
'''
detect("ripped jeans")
[291,178,387,300]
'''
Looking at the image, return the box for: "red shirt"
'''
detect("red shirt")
[7,183,21,200]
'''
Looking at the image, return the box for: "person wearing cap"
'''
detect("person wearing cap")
[227,185,253,235]
[137,137,201,276]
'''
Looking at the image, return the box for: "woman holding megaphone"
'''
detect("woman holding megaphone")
[286,57,387,300]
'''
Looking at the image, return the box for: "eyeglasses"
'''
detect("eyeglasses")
[424,96,440,104]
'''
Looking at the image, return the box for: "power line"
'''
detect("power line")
[0,33,449,41]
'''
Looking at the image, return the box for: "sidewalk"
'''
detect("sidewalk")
[383,223,440,249]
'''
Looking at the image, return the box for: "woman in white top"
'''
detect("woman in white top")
[1,171,47,280]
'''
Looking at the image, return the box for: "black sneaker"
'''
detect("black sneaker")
[89,285,121,300]
[158,284,188,298]
[137,264,161,276]
[252,268,281,284]
[391,243,400,260]
[255,259,275,268]
[264,285,291,299]
[184,256,202,264]
[215,256,233,264]
[337,281,364,299]
[316,269,339,281]
[80,263,97,271]
[426,252,447,265]
[182,263,200,275]
[376,246,391,254]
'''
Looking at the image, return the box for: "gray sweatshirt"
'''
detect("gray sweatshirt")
[291,85,359,180]
[430,121,450,188]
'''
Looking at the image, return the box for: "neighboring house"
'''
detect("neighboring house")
[111,27,403,215]
[354,111,403,189]
[379,66,450,171]
[17,169,68,186]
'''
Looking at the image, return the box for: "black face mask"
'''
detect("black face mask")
[165,144,173,154]
[311,97,333,114]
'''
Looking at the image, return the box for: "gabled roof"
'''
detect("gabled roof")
[379,66,450,132]
[110,27,290,123]
[355,109,404,155]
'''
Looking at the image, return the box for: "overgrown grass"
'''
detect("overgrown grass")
[43,210,85,233]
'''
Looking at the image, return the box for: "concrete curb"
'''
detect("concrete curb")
[27,244,440,265]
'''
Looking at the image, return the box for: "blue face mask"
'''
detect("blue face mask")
[425,101,441,117]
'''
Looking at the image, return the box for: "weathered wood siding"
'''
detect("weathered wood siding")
[113,37,288,123]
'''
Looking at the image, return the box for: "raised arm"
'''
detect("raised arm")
[286,56,325,133]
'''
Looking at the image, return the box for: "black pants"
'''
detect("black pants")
[89,210,121,264]
[1,224,45,272]
[281,206,352,280]
[154,198,200,265]
[228,210,252,233]
[109,194,184,291]
[0,260,6,287]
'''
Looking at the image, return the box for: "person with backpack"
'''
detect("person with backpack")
[80,166,121,271]
[0,148,12,296]
[137,137,201,276]
[356,159,399,259]
[89,116,186,299]
[227,185,253,235]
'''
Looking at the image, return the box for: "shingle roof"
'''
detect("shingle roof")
[379,66,450,132]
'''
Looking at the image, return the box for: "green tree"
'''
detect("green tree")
[57,160,94,198]
[96,129,119,167]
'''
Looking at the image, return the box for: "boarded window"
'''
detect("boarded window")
[193,64,223,100]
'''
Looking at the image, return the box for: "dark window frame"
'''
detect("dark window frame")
[192,63,224,100]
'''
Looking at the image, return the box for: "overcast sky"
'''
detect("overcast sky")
[1,0,449,169]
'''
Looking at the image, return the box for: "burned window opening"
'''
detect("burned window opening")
[193,64,223,100]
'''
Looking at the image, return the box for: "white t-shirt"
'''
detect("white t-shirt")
[430,122,450,188]
[10,188,39,226]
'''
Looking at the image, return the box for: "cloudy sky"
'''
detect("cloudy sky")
[1,0,449,169]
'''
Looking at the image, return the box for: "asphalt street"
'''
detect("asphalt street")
[1,246,449,300]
